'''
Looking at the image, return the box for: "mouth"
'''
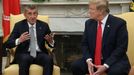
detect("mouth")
[30,19,36,22]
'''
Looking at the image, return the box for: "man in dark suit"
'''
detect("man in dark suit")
[5,5,54,75]
[71,0,131,75]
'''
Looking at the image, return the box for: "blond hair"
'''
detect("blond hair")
[89,0,109,13]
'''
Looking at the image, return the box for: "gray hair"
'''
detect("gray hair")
[24,5,38,13]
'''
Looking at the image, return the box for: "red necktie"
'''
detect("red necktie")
[94,21,102,65]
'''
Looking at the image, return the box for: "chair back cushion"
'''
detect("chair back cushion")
[10,14,49,33]
[8,14,49,63]
[115,12,134,66]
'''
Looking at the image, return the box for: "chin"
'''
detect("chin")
[90,17,95,19]
[90,17,97,20]
[30,22,35,25]
[89,16,93,19]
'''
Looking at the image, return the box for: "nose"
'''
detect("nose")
[31,14,36,18]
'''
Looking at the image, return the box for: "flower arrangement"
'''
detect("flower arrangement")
[130,2,134,12]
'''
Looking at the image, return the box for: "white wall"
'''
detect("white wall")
[20,0,132,32]
[0,0,3,36]
[20,0,131,17]
[0,0,131,33]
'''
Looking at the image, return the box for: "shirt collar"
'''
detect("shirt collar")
[101,14,109,25]
[27,22,36,28]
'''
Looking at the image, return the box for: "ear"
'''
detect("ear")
[23,13,26,18]
[99,9,105,15]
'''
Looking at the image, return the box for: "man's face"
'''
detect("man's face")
[24,9,38,25]
[88,4,101,20]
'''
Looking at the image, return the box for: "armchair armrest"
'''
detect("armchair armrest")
[45,42,54,53]
[5,42,57,68]
[5,48,16,68]
[45,42,57,65]
[129,66,134,75]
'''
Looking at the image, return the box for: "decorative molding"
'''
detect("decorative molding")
[66,6,88,17]
[20,1,131,5]
[20,0,131,17]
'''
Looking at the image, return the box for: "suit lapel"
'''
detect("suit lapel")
[23,20,29,32]
[36,21,39,41]
[22,20,30,45]
[102,15,112,47]
[91,21,98,50]
[36,21,43,42]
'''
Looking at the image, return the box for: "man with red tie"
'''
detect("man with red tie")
[71,0,131,75]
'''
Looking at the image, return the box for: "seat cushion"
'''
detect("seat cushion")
[4,64,19,75]
[129,66,134,75]
[3,64,60,75]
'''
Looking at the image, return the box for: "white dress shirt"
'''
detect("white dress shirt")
[15,22,54,51]
[86,14,109,68]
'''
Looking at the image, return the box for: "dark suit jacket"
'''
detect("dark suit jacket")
[6,19,51,63]
[82,14,130,67]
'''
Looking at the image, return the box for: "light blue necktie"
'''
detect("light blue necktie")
[29,26,36,58]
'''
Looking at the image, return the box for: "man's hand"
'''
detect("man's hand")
[93,65,107,75]
[44,33,55,44]
[87,60,94,75]
[19,32,30,43]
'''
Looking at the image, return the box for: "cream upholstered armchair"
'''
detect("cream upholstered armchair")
[3,14,60,75]
[115,12,134,75]
[101,12,134,75]
[86,12,134,75]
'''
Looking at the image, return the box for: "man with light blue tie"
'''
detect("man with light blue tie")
[5,5,54,75]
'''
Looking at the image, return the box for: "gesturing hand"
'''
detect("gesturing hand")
[44,33,55,44]
[19,32,30,43]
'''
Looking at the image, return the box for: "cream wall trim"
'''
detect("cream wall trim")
[20,1,131,17]
[10,14,49,32]
[20,0,131,5]
[0,1,3,36]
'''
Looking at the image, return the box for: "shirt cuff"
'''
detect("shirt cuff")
[49,40,55,47]
[103,63,109,68]
[86,58,92,63]
[15,38,20,45]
